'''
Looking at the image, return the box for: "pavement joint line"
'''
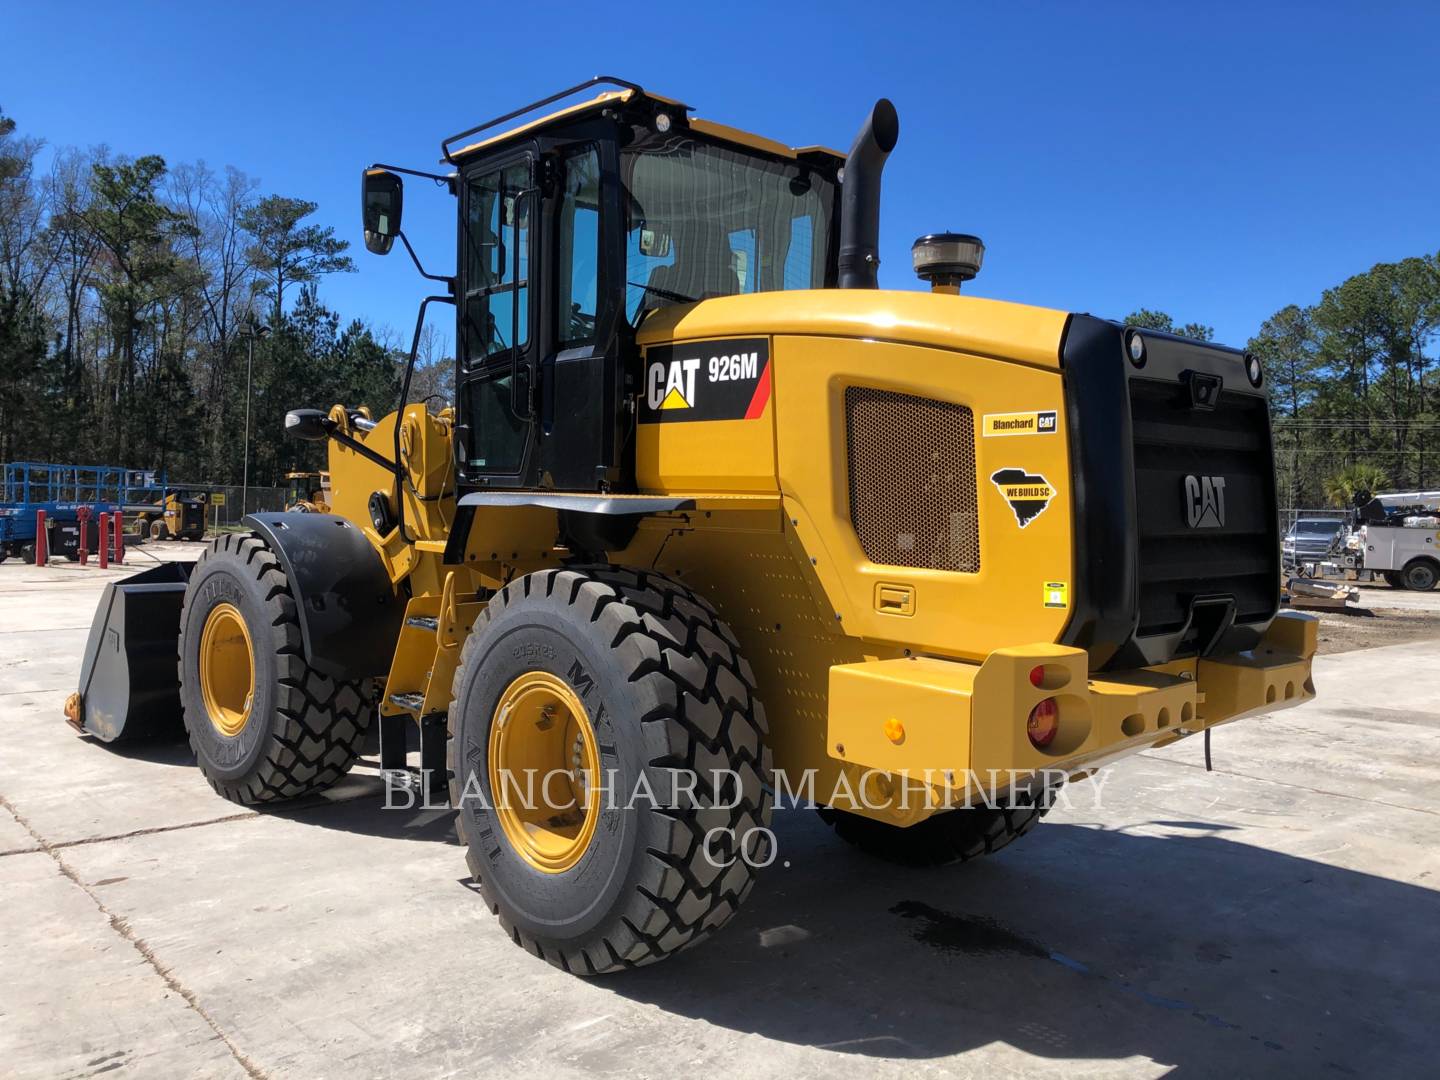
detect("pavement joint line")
[0,784,382,859]
[0,626,93,634]
[0,793,269,1080]
[1148,754,1440,819]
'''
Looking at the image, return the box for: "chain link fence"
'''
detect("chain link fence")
[160,483,289,530]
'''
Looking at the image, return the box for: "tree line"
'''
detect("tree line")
[0,107,452,492]
[2,106,1434,507]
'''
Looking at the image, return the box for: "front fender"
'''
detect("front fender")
[243,512,403,681]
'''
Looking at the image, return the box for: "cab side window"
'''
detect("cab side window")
[557,145,600,348]
[461,160,531,473]
[463,161,530,365]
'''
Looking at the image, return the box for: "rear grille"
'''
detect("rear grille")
[1129,380,1277,638]
[845,387,980,572]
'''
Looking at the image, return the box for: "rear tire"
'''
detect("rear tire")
[448,565,771,974]
[820,801,1048,867]
[178,532,372,804]
[1401,558,1438,592]
[149,518,169,542]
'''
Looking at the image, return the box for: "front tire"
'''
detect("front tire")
[178,533,372,804]
[149,518,170,542]
[448,566,771,974]
[820,801,1048,867]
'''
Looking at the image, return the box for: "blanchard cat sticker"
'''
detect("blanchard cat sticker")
[639,338,771,424]
[990,468,1056,528]
[982,410,1058,437]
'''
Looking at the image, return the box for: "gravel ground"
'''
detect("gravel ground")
[1297,578,1440,655]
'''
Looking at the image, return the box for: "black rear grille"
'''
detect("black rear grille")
[1129,379,1278,639]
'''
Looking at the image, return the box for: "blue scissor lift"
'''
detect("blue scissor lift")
[0,462,170,562]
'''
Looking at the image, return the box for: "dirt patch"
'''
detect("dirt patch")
[1307,604,1440,655]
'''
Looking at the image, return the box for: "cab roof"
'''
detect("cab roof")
[444,79,844,167]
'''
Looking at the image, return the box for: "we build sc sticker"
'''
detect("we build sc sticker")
[639,338,772,424]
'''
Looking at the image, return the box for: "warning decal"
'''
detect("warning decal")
[639,338,771,424]
[990,468,1056,528]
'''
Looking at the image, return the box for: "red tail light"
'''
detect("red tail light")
[1028,698,1059,748]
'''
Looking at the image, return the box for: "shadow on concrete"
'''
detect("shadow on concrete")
[216,752,1440,1074]
[596,811,1437,1074]
[87,733,196,768]
[258,781,1437,1072]
[268,774,458,846]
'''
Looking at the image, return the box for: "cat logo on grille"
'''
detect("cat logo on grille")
[1184,474,1227,528]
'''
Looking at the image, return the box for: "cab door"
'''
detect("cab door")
[457,150,538,488]
[539,139,628,490]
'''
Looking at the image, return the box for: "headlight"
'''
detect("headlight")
[1126,331,1146,367]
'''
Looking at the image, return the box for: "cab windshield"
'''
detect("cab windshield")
[621,133,836,322]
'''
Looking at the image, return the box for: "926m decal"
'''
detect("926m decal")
[639,338,771,424]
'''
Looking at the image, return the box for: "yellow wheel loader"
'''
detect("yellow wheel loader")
[283,470,332,513]
[66,77,1317,974]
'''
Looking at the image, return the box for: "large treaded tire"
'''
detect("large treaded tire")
[178,533,372,805]
[448,565,772,975]
[820,801,1048,868]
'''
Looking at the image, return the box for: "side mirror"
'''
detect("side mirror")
[285,409,332,442]
[638,223,672,259]
[362,168,404,255]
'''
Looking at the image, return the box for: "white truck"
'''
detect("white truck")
[1341,490,1440,591]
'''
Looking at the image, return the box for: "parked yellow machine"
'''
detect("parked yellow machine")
[133,490,207,541]
[283,470,331,513]
[68,78,1316,974]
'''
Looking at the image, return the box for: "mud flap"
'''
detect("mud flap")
[71,561,194,742]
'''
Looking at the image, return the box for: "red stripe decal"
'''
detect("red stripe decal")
[743,361,773,420]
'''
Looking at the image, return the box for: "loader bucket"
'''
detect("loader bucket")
[69,561,194,742]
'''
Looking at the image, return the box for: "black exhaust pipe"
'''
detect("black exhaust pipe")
[837,99,900,289]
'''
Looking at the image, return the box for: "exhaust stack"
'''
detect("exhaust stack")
[837,99,900,289]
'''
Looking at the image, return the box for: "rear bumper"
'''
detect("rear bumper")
[827,610,1317,802]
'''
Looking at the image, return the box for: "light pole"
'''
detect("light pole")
[241,321,271,517]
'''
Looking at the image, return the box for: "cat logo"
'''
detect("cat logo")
[1184,474,1227,528]
[639,338,772,425]
[990,468,1056,528]
[648,356,702,411]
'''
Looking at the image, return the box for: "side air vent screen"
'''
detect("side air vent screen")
[844,386,980,573]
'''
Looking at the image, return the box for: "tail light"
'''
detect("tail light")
[1028,698,1059,749]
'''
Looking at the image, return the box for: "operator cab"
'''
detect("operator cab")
[362,77,844,493]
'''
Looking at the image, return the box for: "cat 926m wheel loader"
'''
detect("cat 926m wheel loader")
[66,77,1317,974]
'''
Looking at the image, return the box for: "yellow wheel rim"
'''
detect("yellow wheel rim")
[198,603,255,737]
[488,671,600,874]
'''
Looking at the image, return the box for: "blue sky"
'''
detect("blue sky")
[5,1,1438,349]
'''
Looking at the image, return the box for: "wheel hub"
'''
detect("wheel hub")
[489,671,600,873]
[198,602,255,737]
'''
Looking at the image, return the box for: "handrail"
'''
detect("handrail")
[441,75,646,165]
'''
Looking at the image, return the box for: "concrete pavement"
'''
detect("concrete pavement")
[2,550,1438,1078]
